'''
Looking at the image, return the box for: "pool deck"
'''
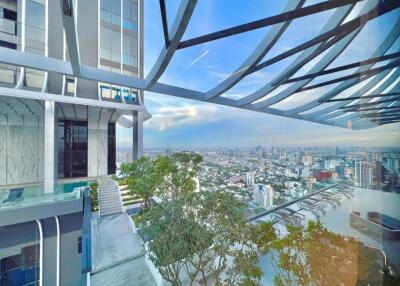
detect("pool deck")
[90,213,157,286]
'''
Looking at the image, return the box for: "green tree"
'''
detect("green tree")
[138,152,276,286]
[271,220,393,286]
[119,156,162,210]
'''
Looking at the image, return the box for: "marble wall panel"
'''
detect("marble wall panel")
[97,130,108,176]
[37,126,45,182]
[6,126,40,184]
[0,126,6,185]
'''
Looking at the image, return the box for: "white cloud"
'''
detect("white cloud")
[144,104,219,131]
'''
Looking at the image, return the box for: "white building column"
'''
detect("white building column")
[44,100,56,193]
[133,111,143,160]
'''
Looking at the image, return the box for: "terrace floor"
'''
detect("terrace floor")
[90,213,157,286]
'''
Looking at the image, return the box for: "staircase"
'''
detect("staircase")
[98,177,124,217]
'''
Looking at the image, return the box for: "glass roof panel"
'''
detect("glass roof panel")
[159,27,268,92]
[222,54,298,100]
[327,9,399,70]
[181,0,287,41]
[260,7,336,62]
[270,84,341,110]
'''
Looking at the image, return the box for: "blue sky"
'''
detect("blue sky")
[118,0,400,149]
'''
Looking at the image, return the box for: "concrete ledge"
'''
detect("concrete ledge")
[0,198,83,227]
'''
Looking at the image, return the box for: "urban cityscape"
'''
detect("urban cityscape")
[0,0,399,285]
[117,146,400,213]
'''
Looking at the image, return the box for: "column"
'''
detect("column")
[44,101,56,193]
[133,111,143,160]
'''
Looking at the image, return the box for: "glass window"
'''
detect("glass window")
[100,9,111,22]
[112,30,121,51]
[123,34,131,53]
[130,21,137,32]
[132,2,138,21]
[100,48,111,61]
[130,38,137,55]
[112,51,120,63]
[123,19,130,31]
[112,13,120,26]
[101,0,112,11]
[111,0,121,15]
[26,0,44,29]
[123,53,130,65]
[100,26,112,49]
[123,0,130,18]
[58,120,88,178]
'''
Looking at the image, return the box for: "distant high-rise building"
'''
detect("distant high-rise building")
[302,154,312,167]
[245,172,255,187]
[324,159,339,171]
[301,166,310,178]
[355,161,373,188]
[375,161,384,185]
[253,184,274,209]
[387,158,399,173]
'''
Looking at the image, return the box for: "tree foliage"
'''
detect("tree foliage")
[271,220,394,286]
[135,152,276,286]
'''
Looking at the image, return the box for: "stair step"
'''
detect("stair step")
[100,210,122,216]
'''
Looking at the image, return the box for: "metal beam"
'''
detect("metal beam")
[361,112,400,118]
[145,0,197,89]
[159,0,170,47]
[285,52,400,84]
[177,0,361,49]
[297,60,400,93]
[60,0,81,75]
[325,92,400,102]
[342,106,400,113]
[0,87,146,112]
[0,47,145,89]
[340,96,400,110]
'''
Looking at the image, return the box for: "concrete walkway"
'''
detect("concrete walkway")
[90,213,157,286]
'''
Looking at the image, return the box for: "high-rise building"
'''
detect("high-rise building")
[302,154,312,167]
[0,1,143,285]
[245,172,255,187]
[324,159,339,171]
[253,184,274,209]
[355,161,373,188]
[375,161,384,185]
[387,158,399,173]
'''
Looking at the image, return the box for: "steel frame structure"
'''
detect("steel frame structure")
[0,0,399,129]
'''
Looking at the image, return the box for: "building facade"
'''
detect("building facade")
[253,184,274,209]
[355,161,373,188]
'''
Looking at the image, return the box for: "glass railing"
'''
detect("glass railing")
[248,177,341,219]
[259,185,400,285]
[0,181,90,211]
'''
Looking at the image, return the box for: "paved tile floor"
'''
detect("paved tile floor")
[90,213,157,286]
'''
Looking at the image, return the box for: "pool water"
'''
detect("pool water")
[0,181,91,211]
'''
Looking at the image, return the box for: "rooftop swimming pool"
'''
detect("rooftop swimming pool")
[0,181,91,211]
[259,187,400,285]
